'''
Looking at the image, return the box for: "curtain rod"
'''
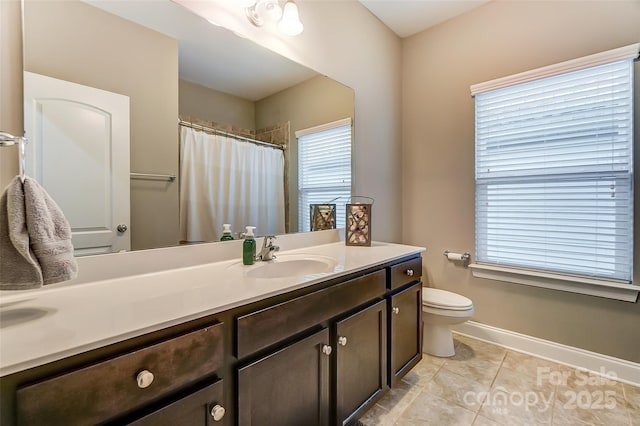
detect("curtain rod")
[178,120,286,151]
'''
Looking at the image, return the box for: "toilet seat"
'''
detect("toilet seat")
[422,288,473,311]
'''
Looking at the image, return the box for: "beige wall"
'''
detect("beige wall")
[256,75,355,232]
[402,0,640,362]
[0,0,23,187]
[179,79,255,129]
[22,0,179,251]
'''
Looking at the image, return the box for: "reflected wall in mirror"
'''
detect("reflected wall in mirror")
[21,0,354,254]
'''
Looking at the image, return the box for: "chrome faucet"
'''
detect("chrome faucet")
[257,235,280,261]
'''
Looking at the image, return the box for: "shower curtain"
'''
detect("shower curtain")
[179,126,285,242]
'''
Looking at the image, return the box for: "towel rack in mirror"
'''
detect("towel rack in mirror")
[130,172,176,182]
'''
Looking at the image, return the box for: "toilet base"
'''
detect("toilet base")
[422,323,455,357]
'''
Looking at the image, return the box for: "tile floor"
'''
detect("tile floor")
[358,333,640,425]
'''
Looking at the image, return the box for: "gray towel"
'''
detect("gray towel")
[0,177,43,289]
[0,176,78,289]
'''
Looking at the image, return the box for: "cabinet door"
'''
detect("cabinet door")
[335,300,387,425]
[389,282,422,387]
[128,380,225,426]
[238,328,330,426]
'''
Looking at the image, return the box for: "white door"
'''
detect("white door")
[23,71,130,255]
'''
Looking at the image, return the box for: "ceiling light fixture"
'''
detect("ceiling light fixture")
[243,0,304,36]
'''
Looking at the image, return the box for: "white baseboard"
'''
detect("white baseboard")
[452,321,640,387]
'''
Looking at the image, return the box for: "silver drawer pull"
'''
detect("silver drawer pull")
[338,336,348,346]
[392,307,400,315]
[136,370,154,389]
[321,344,333,356]
[210,404,226,421]
[406,269,414,277]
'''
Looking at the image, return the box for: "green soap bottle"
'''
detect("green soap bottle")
[220,223,234,241]
[243,226,256,265]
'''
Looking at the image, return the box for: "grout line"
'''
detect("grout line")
[549,382,557,426]
[622,384,633,426]
[395,359,448,423]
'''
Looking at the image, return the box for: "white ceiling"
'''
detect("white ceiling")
[359,0,491,38]
[86,0,318,101]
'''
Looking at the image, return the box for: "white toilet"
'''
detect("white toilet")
[422,288,474,357]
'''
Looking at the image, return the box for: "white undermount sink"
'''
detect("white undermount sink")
[233,254,339,279]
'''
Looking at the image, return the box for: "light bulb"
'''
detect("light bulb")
[278,1,303,36]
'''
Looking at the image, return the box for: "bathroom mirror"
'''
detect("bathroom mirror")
[21,0,354,254]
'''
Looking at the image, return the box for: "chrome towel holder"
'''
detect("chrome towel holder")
[0,131,27,183]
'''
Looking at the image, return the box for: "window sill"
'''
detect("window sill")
[469,263,639,302]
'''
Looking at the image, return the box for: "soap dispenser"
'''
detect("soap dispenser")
[243,226,256,265]
[220,224,234,241]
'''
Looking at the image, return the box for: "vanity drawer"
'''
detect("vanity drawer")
[388,257,422,290]
[237,269,386,358]
[129,379,226,426]
[16,322,224,426]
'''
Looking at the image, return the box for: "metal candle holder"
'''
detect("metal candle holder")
[345,197,373,246]
[310,204,336,231]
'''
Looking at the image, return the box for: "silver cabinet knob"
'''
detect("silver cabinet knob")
[210,404,226,421]
[136,370,154,389]
[406,269,414,276]
[392,307,400,315]
[117,224,128,233]
[338,336,348,346]
[321,344,332,356]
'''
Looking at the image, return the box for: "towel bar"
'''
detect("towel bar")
[130,173,176,182]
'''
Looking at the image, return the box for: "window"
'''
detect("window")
[472,45,637,291]
[296,118,352,232]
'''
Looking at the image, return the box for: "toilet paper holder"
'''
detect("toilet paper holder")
[443,250,471,262]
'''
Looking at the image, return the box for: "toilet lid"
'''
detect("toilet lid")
[422,288,473,310]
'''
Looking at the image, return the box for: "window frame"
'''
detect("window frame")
[470,44,640,301]
[296,118,353,233]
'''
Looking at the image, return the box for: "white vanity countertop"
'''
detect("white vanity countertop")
[0,240,424,377]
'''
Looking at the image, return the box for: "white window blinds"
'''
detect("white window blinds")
[297,119,352,232]
[474,57,634,282]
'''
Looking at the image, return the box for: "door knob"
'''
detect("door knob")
[136,370,154,388]
[338,336,348,346]
[321,344,332,355]
[117,224,128,233]
[210,404,226,421]
[392,307,400,315]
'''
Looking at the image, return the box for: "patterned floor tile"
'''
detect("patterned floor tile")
[357,336,639,426]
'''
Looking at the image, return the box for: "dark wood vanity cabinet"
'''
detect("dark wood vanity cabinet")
[386,257,423,387]
[237,329,331,426]
[129,379,226,426]
[14,322,226,426]
[388,282,422,387]
[236,299,388,426]
[234,255,423,426]
[236,269,388,426]
[1,254,423,426]
[335,300,387,425]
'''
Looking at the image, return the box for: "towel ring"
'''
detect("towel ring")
[18,137,26,183]
[0,132,27,183]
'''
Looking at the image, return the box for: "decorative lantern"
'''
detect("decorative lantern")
[310,204,336,231]
[345,197,373,246]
